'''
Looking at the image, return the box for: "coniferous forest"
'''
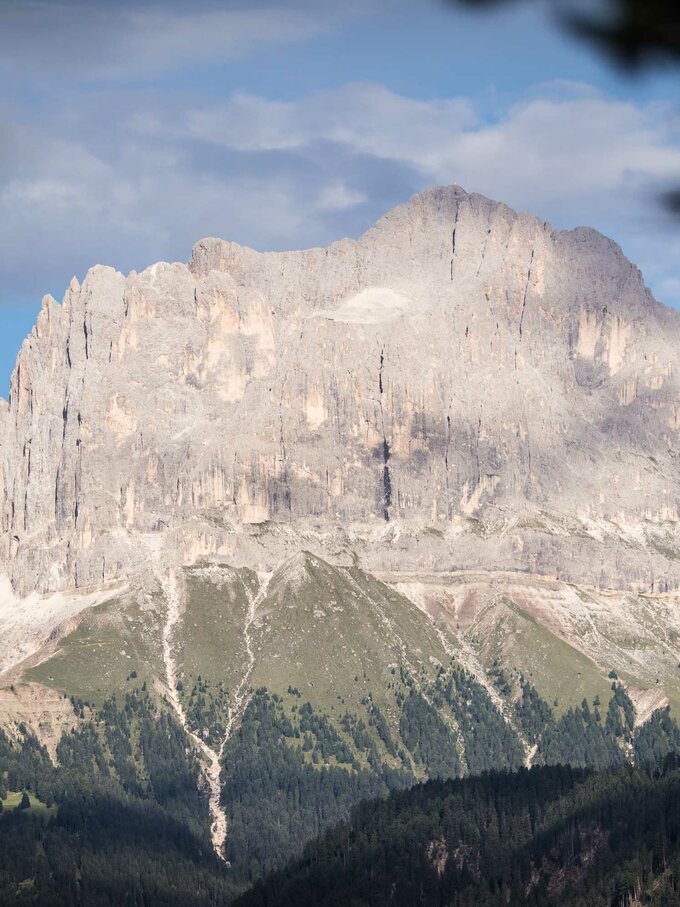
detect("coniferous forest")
[237,759,680,907]
[0,692,237,905]
[2,674,680,904]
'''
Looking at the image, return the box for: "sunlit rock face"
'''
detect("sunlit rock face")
[2,185,680,595]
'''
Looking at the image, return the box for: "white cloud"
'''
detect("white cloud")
[0,0,367,81]
[445,96,680,210]
[317,182,368,212]
[185,84,478,160]
[1,79,680,319]
[182,84,680,214]
[108,6,352,78]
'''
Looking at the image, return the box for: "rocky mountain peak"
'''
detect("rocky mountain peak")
[1,185,680,598]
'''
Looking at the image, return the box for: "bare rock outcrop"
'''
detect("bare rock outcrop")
[2,185,680,596]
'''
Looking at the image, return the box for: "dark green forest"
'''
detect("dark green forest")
[2,672,680,904]
[0,692,236,906]
[237,759,680,907]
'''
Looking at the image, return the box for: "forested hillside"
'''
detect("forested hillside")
[0,693,235,906]
[237,759,680,907]
[3,671,680,903]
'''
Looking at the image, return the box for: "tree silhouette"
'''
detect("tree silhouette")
[451,0,680,210]
[452,0,680,68]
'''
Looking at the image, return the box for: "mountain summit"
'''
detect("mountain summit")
[2,185,679,603]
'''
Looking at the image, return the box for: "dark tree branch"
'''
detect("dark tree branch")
[448,0,680,214]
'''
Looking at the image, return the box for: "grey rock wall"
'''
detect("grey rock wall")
[2,186,680,595]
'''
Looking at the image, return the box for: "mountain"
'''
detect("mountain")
[3,185,680,898]
[4,185,680,599]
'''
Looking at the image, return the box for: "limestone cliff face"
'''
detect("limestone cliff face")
[2,185,680,595]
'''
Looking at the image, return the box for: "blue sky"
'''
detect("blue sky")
[2,0,680,393]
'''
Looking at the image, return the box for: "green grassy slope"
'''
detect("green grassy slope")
[466,596,613,713]
[249,552,449,729]
[179,566,258,693]
[1,790,56,820]
[26,594,164,703]
[176,565,258,745]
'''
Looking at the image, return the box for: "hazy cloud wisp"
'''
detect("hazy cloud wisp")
[2,79,680,312]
